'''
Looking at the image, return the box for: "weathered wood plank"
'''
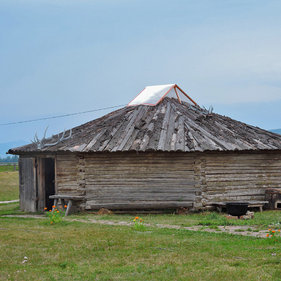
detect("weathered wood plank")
[85,201,193,210]
[18,157,36,212]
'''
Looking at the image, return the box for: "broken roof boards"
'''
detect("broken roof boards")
[128,84,198,106]
[8,82,281,154]
[9,97,281,154]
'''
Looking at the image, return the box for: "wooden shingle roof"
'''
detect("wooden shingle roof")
[9,97,281,154]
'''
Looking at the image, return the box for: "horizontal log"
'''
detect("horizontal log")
[205,175,281,182]
[85,182,196,188]
[84,170,195,176]
[57,187,79,191]
[85,185,196,190]
[50,195,84,200]
[57,190,83,194]
[90,169,192,174]
[85,201,193,210]
[205,180,281,186]
[86,195,196,200]
[86,196,196,201]
[57,181,78,185]
[209,200,268,205]
[206,189,265,196]
[56,167,78,172]
[85,186,197,191]
[84,153,195,159]
[57,155,78,160]
[206,163,281,168]
[85,192,196,197]
[205,186,268,192]
[57,186,78,190]
[85,178,195,183]
[205,194,265,200]
[205,161,281,166]
[56,174,78,179]
[56,172,78,176]
[56,176,77,180]
[205,154,281,161]
[86,186,197,192]
[84,159,194,164]
[56,161,78,167]
[206,166,281,171]
[84,159,195,164]
[85,173,195,178]
[205,170,281,175]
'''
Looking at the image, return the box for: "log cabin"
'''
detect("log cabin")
[8,84,281,213]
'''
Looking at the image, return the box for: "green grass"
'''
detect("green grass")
[72,210,281,229]
[0,171,19,201]
[0,165,18,172]
[1,172,281,280]
[0,215,281,281]
[0,202,21,216]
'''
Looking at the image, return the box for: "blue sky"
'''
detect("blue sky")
[1,0,281,147]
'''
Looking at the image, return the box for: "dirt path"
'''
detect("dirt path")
[0,199,19,204]
[2,214,269,238]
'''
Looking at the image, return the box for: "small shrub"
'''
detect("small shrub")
[44,204,67,225]
[266,228,281,241]
[133,216,146,232]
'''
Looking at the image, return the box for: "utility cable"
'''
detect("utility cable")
[0,104,126,126]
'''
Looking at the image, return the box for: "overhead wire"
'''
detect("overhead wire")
[0,104,126,126]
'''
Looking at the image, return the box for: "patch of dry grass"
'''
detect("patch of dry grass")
[0,171,19,201]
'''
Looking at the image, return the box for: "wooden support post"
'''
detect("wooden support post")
[65,200,72,216]
[52,199,58,211]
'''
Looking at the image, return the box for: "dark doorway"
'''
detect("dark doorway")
[43,158,55,210]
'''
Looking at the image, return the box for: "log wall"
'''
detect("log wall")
[56,154,85,196]
[83,152,196,210]
[53,151,281,211]
[203,152,281,205]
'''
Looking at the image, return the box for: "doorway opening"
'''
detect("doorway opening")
[41,158,55,210]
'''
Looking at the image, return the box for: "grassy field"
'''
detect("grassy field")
[0,171,281,280]
[0,213,281,281]
[74,210,281,229]
[0,164,18,172]
[0,165,19,201]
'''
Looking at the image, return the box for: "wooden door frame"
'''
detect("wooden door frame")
[36,155,56,212]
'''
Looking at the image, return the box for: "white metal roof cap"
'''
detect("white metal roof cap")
[128,84,175,106]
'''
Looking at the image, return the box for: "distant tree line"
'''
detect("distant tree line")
[0,155,19,163]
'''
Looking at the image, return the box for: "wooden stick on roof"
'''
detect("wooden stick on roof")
[175,85,198,106]
[174,87,182,104]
